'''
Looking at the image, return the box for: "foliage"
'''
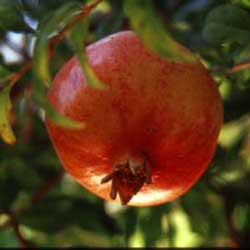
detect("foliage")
[0,0,250,247]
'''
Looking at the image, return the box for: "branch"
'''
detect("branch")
[0,171,64,247]
[210,60,250,75]
[230,60,250,73]
[49,0,103,52]
[2,209,35,248]
[31,170,65,204]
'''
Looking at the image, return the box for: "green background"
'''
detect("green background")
[0,0,250,247]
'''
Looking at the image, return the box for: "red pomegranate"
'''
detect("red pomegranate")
[46,31,223,206]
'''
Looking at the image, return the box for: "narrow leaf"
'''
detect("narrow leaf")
[67,20,107,89]
[37,2,81,36]
[0,65,10,79]
[124,0,196,63]
[33,38,51,88]
[0,84,16,144]
[33,2,83,88]
[203,4,250,45]
[0,1,26,32]
[32,2,88,129]
[32,76,84,129]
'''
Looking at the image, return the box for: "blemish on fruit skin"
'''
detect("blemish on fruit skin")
[46,31,223,206]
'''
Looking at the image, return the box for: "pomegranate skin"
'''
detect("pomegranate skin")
[46,31,223,206]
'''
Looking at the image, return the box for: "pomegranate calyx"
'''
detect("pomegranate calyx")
[101,158,151,205]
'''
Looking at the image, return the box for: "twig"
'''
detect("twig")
[2,209,35,248]
[49,0,103,52]
[210,59,250,75]
[230,60,250,73]
[1,171,65,235]
[31,170,65,204]
[10,217,34,248]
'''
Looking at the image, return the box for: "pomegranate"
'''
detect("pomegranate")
[46,31,223,206]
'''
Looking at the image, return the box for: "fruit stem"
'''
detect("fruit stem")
[101,156,151,205]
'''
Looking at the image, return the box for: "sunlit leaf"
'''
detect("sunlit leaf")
[170,206,202,247]
[218,116,249,149]
[0,84,16,144]
[124,0,196,63]
[32,2,88,128]
[33,39,50,88]
[33,2,82,88]
[67,20,107,89]
[231,0,250,8]
[203,4,250,45]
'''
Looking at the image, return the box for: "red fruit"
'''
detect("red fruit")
[46,31,223,206]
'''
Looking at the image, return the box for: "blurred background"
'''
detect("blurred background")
[0,0,250,247]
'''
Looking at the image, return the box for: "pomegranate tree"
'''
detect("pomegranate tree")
[46,31,223,206]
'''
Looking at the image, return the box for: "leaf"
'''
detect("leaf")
[124,0,196,63]
[33,39,51,88]
[180,186,225,238]
[67,20,107,89]
[17,195,117,234]
[32,2,87,129]
[0,65,10,79]
[95,0,124,39]
[234,0,250,9]
[33,2,82,88]
[37,2,81,36]
[32,76,84,129]
[138,207,166,247]
[18,195,75,233]
[0,162,21,209]
[0,84,16,144]
[0,228,19,247]
[122,208,138,244]
[203,4,250,45]
[0,1,26,32]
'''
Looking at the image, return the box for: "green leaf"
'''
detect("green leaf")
[138,207,166,247]
[180,186,225,239]
[18,195,75,233]
[95,1,124,39]
[0,162,21,209]
[32,76,84,129]
[37,2,81,36]
[0,1,25,32]
[231,0,250,9]
[32,2,87,129]
[33,2,82,88]
[18,195,117,234]
[67,20,107,89]
[0,84,16,144]
[0,228,19,247]
[203,4,250,45]
[33,39,51,88]
[0,65,10,79]
[124,0,196,63]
